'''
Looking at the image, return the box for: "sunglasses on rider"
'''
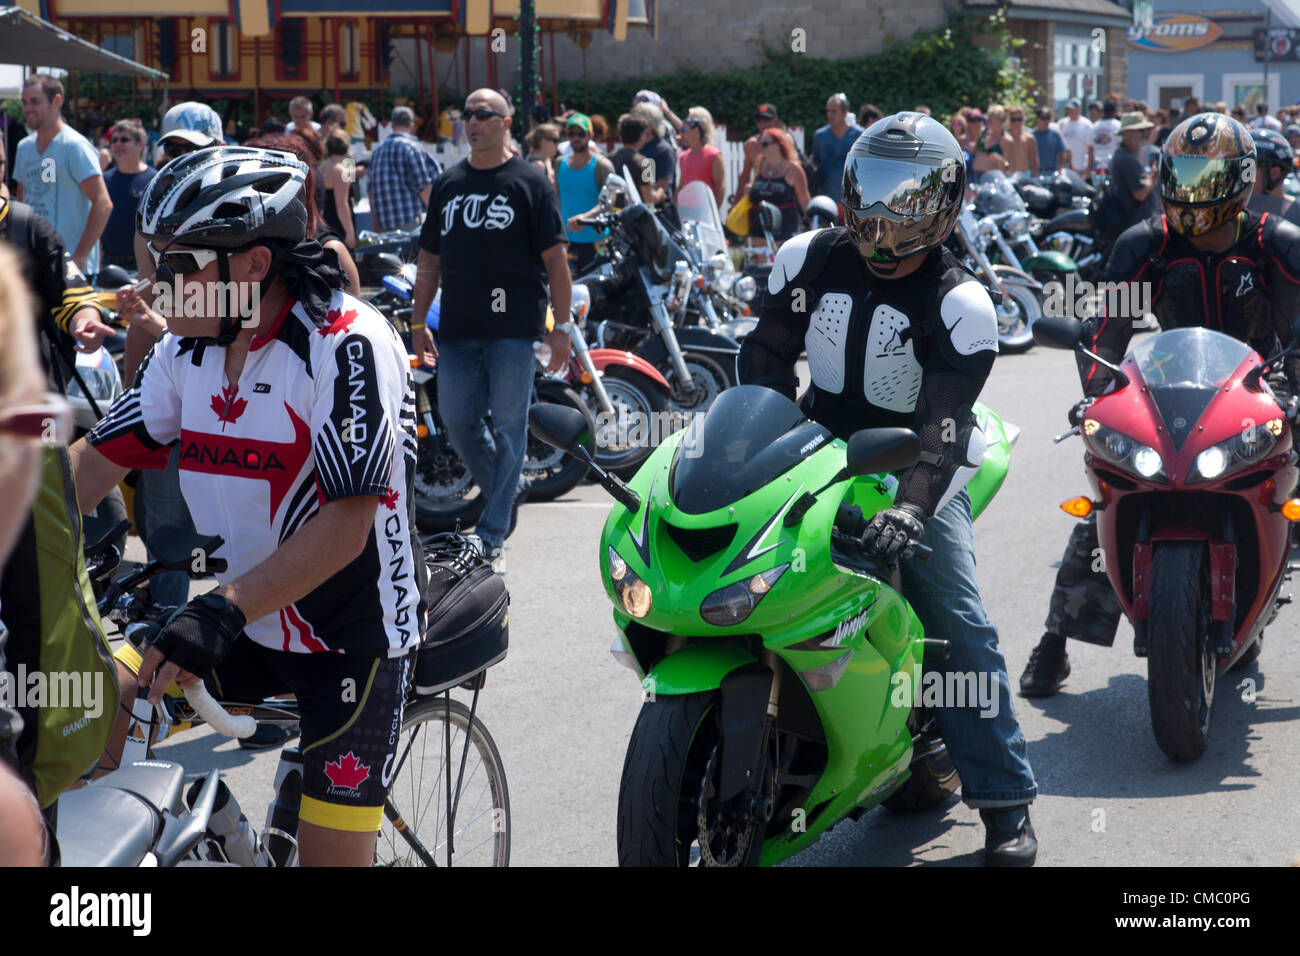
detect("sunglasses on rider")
[0,395,74,447]
[464,108,506,121]
[147,241,221,276]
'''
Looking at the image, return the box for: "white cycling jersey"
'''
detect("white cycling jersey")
[88,290,425,656]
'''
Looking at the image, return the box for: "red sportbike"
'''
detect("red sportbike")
[1037,318,1300,762]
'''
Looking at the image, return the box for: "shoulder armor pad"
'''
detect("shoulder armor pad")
[767,227,838,296]
[939,278,999,356]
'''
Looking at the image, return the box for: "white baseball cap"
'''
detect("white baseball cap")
[159,102,224,147]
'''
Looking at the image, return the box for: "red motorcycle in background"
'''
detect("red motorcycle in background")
[1036,318,1300,762]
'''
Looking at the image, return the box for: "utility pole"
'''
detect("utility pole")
[1263,7,1272,105]
[520,0,537,132]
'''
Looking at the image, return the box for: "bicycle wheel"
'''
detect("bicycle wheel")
[375,695,510,867]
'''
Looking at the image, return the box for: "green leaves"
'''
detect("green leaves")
[554,13,1031,134]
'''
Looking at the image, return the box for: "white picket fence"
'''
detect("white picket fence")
[414,124,805,220]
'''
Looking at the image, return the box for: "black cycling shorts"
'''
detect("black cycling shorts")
[119,636,414,832]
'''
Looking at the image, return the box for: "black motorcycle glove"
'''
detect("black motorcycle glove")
[861,503,927,561]
[1068,397,1095,427]
[151,592,246,681]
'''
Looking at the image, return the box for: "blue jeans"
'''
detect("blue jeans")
[898,489,1038,808]
[435,338,535,549]
[138,445,197,608]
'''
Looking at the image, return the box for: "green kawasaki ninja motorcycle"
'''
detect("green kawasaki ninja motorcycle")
[529,385,1019,866]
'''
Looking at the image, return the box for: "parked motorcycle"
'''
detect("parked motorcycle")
[948,203,1041,353]
[574,171,742,417]
[527,385,1020,865]
[973,171,1079,286]
[555,285,674,480]
[1037,316,1300,762]
[1012,168,1098,221]
[675,181,759,342]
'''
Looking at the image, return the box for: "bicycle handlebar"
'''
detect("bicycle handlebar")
[183,683,257,739]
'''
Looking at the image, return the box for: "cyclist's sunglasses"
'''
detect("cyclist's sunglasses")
[147,241,221,277]
[464,108,506,121]
[0,395,74,447]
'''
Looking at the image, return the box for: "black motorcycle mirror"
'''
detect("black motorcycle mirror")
[1032,314,1083,349]
[1034,314,1132,389]
[1243,316,1300,392]
[845,428,922,477]
[784,428,921,528]
[528,404,640,513]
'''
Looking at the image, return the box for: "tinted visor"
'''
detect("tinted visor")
[1160,153,1251,205]
[842,156,963,220]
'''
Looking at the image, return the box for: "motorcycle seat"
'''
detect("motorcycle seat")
[88,760,187,816]
[55,785,162,867]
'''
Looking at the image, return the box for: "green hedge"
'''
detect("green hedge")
[554,12,1034,139]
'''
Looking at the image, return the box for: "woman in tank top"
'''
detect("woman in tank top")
[747,127,810,245]
[677,107,725,206]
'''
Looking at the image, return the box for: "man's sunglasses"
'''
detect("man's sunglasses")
[162,139,196,160]
[566,127,589,137]
[111,136,137,144]
[147,241,220,276]
[464,108,505,121]
[0,395,74,447]
[759,138,777,146]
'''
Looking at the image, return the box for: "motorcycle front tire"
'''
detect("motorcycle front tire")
[1146,541,1216,763]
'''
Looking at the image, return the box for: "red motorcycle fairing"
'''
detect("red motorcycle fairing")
[586,349,673,394]
[1083,328,1296,661]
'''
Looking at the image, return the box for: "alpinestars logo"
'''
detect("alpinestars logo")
[324,751,371,791]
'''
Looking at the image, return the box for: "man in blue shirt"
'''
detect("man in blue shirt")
[14,75,111,277]
[367,106,441,232]
[811,93,860,205]
[1031,107,1070,173]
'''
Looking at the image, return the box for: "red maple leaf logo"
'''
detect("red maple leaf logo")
[317,308,359,337]
[209,385,247,428]
[380,486,399,510]
[323,751,371,790]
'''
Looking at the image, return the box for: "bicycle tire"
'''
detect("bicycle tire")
[376,695,510,867]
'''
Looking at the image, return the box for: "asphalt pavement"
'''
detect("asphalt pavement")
[133,335,1300,866]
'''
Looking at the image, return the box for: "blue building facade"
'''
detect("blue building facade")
[1125,2,1298,112]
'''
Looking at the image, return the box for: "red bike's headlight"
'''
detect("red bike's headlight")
[1082,419,1166,481]
[1188,420,1281,483]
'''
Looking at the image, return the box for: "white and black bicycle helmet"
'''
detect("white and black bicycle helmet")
[842,112,965,262]
[139,145,309,247]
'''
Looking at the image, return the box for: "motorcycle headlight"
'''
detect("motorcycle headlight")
[608,546,652,618]
[1005,213,1031,239]
[707,253,729,280]
[1082,419,1166,482]
[571,284,591,325]
[977,218,999,242]
[699,564,789,626]
[733,275,757,303]
[1189,420,1282,483]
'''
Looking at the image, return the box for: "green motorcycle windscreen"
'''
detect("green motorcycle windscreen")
[669,387,833,515]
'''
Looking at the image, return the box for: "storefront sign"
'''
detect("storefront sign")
[1127,13,1222,52]
[1254,28,1300,62]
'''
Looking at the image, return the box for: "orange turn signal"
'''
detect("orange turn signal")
[1060,496,1093,517]
[695,275,706,289]
[416,424,429,438]
[1282,499,1300,522]
[580,371,594,384]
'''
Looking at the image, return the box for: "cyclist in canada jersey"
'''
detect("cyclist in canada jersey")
[69,147,427,866]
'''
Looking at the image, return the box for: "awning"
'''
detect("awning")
[0,5,167,80]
